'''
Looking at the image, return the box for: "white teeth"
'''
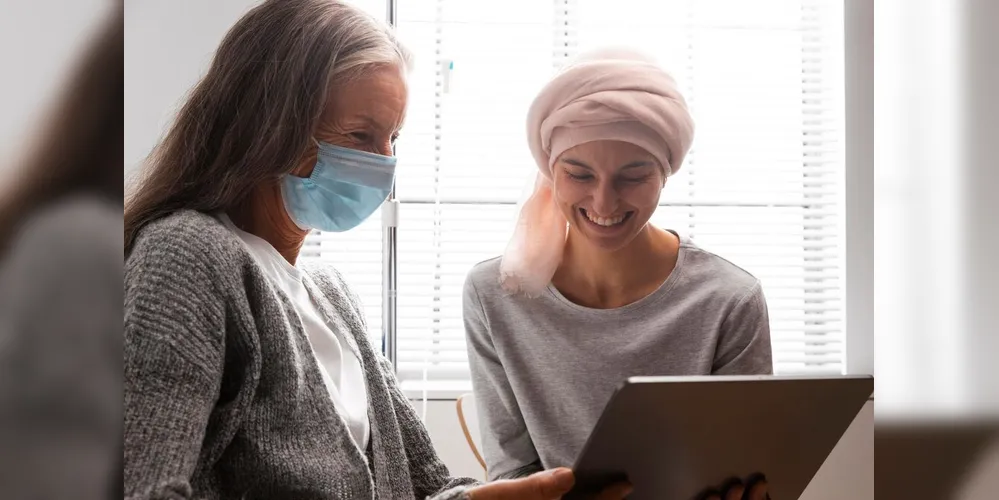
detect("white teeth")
[583,210,626,227]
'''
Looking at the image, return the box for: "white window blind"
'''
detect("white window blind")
[302,0,847,391]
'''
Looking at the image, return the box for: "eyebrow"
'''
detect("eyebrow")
[620,160,653,170]
[560,158,653,170]
[560,158,592,169]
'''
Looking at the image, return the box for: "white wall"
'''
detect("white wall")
[419,399,874,499]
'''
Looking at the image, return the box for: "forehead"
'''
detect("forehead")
[323,65,408,129]
[560,140,656,165]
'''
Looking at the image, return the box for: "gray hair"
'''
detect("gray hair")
[125,0,412,253]
[310,1,414,85]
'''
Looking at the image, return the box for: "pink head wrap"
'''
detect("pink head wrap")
[498,48,695,296]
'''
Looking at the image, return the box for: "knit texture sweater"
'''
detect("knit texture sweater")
[124,210,478,499]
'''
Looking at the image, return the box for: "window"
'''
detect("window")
[301,0,847,394]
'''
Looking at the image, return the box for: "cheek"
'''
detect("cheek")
[624,183,663,210]
[553,179,587,208]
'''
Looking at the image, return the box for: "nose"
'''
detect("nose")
[590,180,620,216]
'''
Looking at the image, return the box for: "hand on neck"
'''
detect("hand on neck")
[229,183,309,266]
[553,224,679,309]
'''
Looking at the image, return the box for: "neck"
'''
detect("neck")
[229,183,308,265]
[553,224,678,308]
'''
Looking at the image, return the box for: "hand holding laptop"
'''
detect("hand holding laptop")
[466,468,634,500]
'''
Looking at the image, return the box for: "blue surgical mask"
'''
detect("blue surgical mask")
[281,141,397,232]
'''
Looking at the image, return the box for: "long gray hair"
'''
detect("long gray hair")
[124,0,412,254]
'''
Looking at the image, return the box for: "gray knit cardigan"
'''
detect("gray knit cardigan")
[124,210,479,499]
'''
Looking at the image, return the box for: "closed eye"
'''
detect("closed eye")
[348,131,371,143]
[620,175,652,183]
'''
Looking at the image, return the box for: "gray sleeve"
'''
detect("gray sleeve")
[124,231,227,499]
[462,276,543,481]
[712,280,774,375]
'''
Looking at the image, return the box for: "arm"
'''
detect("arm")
[462,276,543,481]
[712,280,774,375]
[124,233,226,499]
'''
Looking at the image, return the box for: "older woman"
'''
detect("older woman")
[124,1,636,499]
[463,49,773,499]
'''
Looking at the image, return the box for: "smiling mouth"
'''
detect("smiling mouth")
[579,208,633,227]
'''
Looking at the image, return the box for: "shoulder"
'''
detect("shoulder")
[125,210,251,307]
[129,209,239,257]
[463,256,503,300]
[677,238,762,301]
[125,211,243,349]
[462,256,542,321]
[127,210,244,275]
[466,256,502,289]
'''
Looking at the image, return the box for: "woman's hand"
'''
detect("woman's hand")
[466,468,574,500]
[700,473,769,500]
[465,468,633,500]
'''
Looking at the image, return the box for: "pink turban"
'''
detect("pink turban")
[498,48,695,296]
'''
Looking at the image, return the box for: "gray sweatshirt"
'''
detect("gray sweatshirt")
[463,237,773,480]
[125,210,476,499]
